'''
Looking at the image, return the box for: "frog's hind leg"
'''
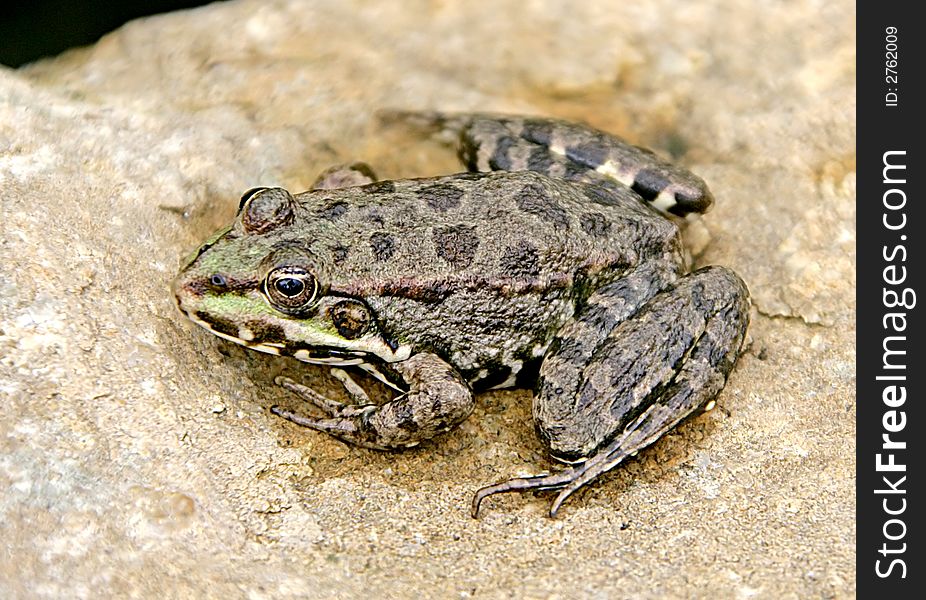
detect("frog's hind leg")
[472,266,750,517]
[378,110,708,214]
[454,114,714,216]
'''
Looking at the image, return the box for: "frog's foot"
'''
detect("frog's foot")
[471,470,576,518]
[472,393,719,518]
[272,353,475,451]
[473,266,750,518]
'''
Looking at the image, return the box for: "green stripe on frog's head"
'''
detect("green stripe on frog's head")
[174,267,410,364]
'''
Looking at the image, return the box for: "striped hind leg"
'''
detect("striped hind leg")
[455,114,714,216]
[472,266,750,517]
[381,110,714,216]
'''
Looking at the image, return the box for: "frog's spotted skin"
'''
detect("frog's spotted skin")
[173,113,750,517]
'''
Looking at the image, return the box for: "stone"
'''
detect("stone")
[0,0,855,597]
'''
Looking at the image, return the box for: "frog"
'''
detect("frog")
[172,112,750,518]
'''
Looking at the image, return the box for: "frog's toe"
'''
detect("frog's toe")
[275,375,353,416]
[471,470,575,518]
[271,405,365,436]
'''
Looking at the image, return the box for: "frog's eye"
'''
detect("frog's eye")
[264,266,319,313]
[241,187,295,234]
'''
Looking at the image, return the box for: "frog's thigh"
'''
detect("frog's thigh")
[531,261,678,448]
[457,115,712,215]
[535,265,750,461]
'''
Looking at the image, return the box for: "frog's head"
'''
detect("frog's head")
[172,187,411,367]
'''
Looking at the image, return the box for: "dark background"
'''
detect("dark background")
[1,0,212,67]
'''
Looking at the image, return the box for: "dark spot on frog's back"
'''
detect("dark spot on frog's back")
[370,232,396,261]
[362,180,396,195]
[316,199,349,220]
[452,172,492,182]
[583,184,617,206]
[418,183,464,211]
[579,212,611,237]
[433,225,479,268]
[516,182,570,229]
[499,240,540,278]
[329,244,349,265]
[362,206,387,227]
[582,181,639,207]
[394,402,419,432]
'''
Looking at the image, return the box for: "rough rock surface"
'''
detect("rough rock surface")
[1,1,855,597]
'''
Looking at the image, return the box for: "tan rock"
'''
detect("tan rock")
[1,0,855,597]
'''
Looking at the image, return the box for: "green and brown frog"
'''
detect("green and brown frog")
[173,113,750,517]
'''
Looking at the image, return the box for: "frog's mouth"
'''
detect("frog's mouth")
[174,277,412,388]
[178,299,408,361]
[195,314,408,392]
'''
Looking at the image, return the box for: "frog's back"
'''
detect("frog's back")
[283,171,681,389]
[296,170,677,291]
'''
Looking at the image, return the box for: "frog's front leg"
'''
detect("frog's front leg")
[310,162,378,190]
[271,352,474,450]
[472,266,750,517]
